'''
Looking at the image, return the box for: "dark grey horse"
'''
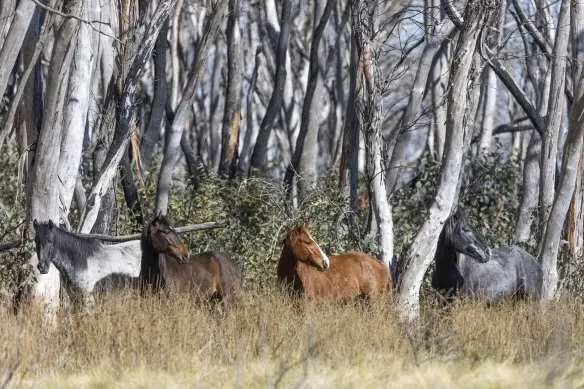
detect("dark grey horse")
[33,220,141,305]
[431,209,542,302]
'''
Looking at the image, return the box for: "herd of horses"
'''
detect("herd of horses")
[31,208,544,308]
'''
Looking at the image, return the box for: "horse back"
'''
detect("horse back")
[189,251,242,301]
[328,252,391,297]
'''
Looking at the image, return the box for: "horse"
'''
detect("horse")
[140,214,242,303]
[278,225,391,300]
[33,220,141,305]
[431,208,543,303]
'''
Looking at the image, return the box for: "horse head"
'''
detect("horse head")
[284,225,330,271]
[33,219,57,274]
[146,214,190,264]
[445,208,491,263]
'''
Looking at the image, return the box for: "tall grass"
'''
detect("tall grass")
[1,290,584,388]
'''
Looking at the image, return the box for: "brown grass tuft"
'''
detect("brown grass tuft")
[1,291,584,388]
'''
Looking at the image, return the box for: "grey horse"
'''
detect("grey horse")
[431,209,542,302]
[33,220,141,305]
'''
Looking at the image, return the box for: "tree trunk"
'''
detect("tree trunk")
[79,0,178,232]
[353,0,393,269]
[386,0,449,193]
[477,1,506,159]
[58,17,93,218]
[514,132,541,244]
[285,0,334,195]
[28,0,83,316]
[141,19,169,172]
[155,0,227,214]
[219,0,244,177]
[538,0,570,242]
[539,0,583,299]
[0,0,36,102]
[339,35,360,211]
[396,0,494,320]
[237,47,261,176]
[248,0,292,174]
[567,0,584,255]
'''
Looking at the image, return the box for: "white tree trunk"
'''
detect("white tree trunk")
[539,0,583,299]
[538,0,570,239]
[0,0,36,101]
[58,18,93,217]
[28,0,83,316]
[353,0,393,269]
[396,0,491,320]
[155,0,228,214]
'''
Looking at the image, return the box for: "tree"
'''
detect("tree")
[397,0,498,320]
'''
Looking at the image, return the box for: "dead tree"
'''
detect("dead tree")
[155,0,228,214]
[284,0,334,195]
[248,0,293,174]
[28,0,83,315]
[538,0,570,242]
[78,0,178,232]
[352,0,393,269]
[219,0,244,177]
[539,0,584,299]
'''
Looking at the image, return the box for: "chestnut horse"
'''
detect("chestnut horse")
[140,214,242,303]
[278,225,391,300]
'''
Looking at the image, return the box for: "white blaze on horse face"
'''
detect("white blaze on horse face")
[311,235,330,269]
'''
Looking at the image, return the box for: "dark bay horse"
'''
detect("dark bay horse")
[431,208,542,302]
[278,225,391,300]
[140,214,242,302]
[33,220,141,304]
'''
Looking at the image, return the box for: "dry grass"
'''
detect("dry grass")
[1,290,584,388]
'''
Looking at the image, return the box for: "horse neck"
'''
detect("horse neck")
[435,228,459,269]
[141,237,160,275]
[50,228,96,280]
[278,245,303,285]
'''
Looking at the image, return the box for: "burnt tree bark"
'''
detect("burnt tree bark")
[219,0,244,177]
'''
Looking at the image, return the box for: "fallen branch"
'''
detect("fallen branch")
[79,220,228,242]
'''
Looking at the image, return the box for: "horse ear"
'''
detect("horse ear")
[33,219,38,229]
[48,220,55,229]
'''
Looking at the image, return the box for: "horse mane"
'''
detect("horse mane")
[37,222,102,269]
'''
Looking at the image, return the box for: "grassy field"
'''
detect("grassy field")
[1,290,584,388]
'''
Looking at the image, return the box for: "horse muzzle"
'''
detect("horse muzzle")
[318,259,330,272]
[37,262,49,274]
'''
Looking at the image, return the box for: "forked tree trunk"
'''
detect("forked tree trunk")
[396,0,494,320]
[28,0,83,316]
[79,0,178,232]
[155,0,227,214]
[386,0,448,193]
[285,0,334,196]
[353,0,393,269]
[248,0,292,174]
